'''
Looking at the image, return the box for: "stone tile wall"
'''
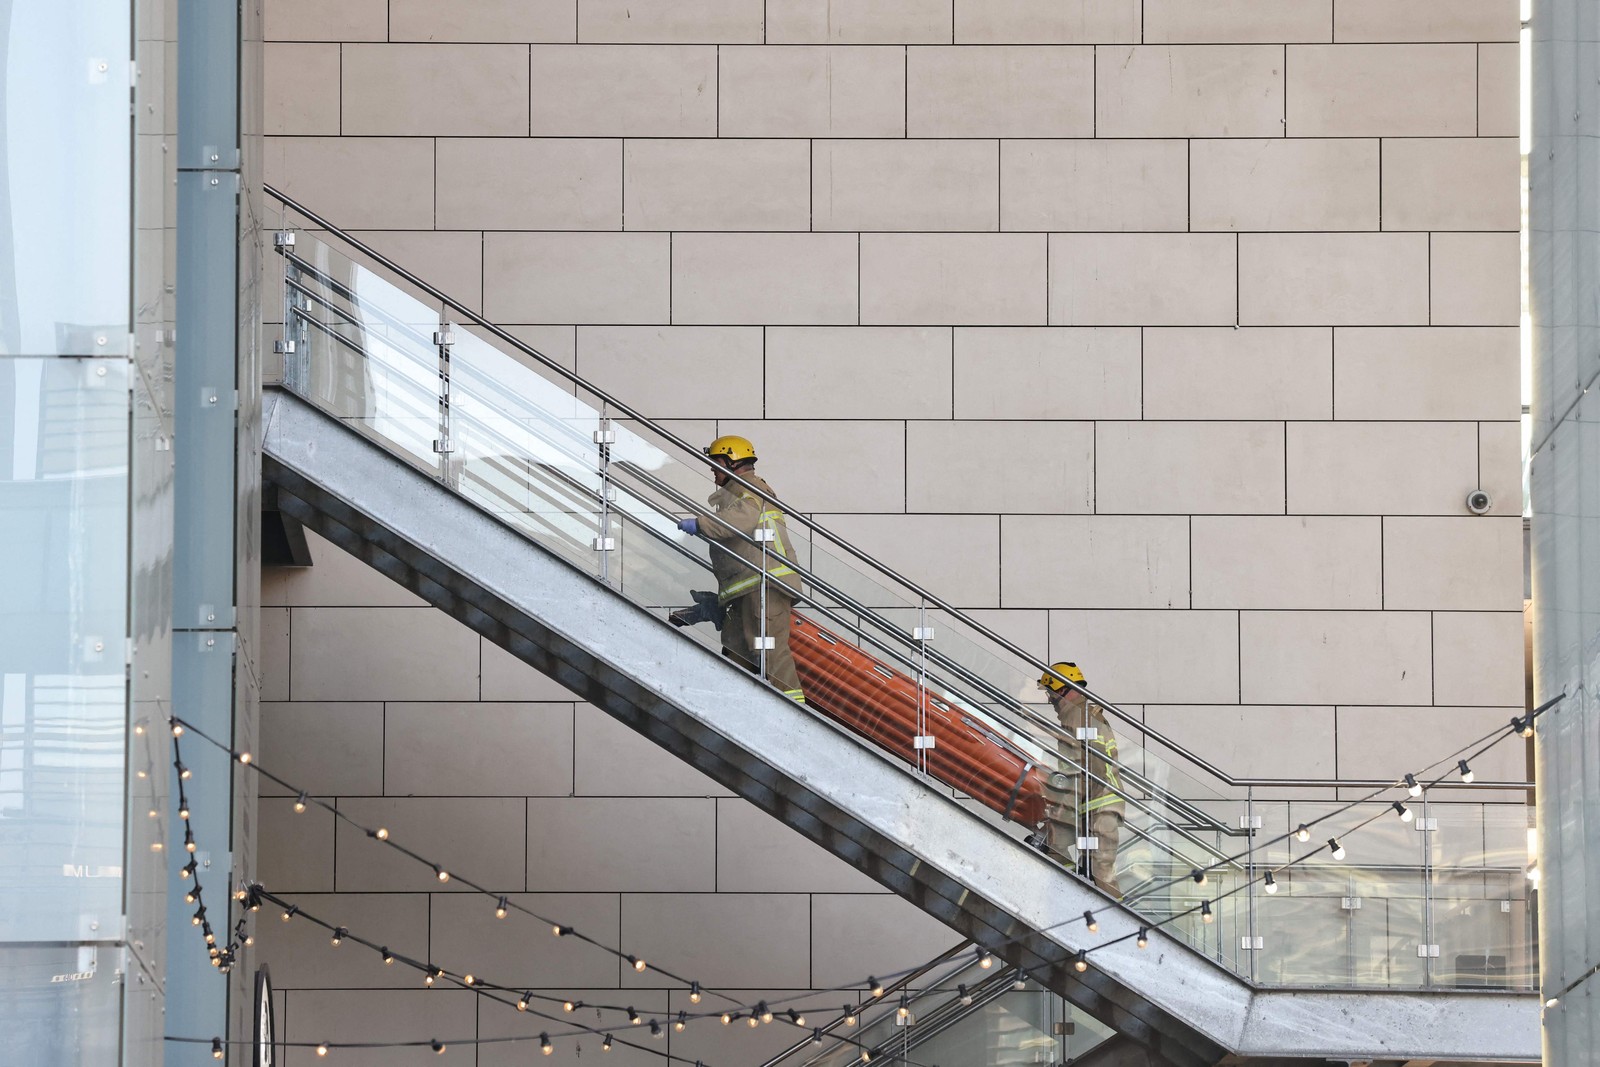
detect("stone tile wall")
[259,1,1526,1059]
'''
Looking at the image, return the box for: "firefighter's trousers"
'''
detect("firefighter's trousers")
[721,588,805,702]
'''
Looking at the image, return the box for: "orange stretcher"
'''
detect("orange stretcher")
[788,612,1048,827]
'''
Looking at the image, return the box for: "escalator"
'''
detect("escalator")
[259,188,1539,1066]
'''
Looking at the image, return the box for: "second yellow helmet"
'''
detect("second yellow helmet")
[1038,661,1086,692]
[704,435,757,463]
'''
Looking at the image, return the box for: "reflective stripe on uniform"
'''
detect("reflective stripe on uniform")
[718,565,798,603]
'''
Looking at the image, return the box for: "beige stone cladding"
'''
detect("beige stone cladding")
[263,0,1524,1033]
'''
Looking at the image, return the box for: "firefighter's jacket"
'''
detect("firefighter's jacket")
[699,471,802,606]
[1051,698,1126,821]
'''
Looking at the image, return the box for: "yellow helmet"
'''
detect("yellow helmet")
[1038,661,1086,692]
[705,435,757,464]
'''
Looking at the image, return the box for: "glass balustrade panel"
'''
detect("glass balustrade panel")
[1428,801,1537,991]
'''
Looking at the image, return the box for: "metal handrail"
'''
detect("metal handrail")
[264,185,1534,795]
[280,262,1250,850]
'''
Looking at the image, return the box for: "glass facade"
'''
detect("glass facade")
[0,0,176,1064]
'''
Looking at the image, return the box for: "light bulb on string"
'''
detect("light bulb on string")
[896,995,910,1019]
[494,896,508,919]
[541,1034,553,1056]
[689,981,701,1004]
[374,827,388,840]
[178,763,191,780]
[237,752,251,765]
[1083,910,1098,933]
[978,951,994,970]
[1329,838,1346,860]
[178,804,190,820]
[330,927,346,948]
[211,1038,224,1059]
[1073,950,1088,973]
[1013,972,1029,992]
[1294,823,1310,843]
[281,905,298,924]
[1201,900,1214,924]
[675,1012,688,1032]
[431,1040,445,1055]
[433,866,449,883]
[517,993,530,1012]
[720,1013,734,1026]
[812,1029,824,1045]
[1393,801,1413,822]
[629,955,647,973]
[1263,871,1278,894]
[868,976,884,997]
[1191,868,1207,886]
[462,974,475,986]
[650,1021,663,1040]
[627,1007,641,1026]
[382,948,395,965]
[316,1043,329,1057]
[1405,773,1422,797]
[562,999,576,1013]
[860,1051,872,1064]
[1136,928,1149,949]
[958,984,972,1006]
[747,1014,760,1029]
[173,723,185,738]
[185,829,196,853]
[552,924,569,937]
[602,1035,613,1053]
[1520,716,1535,739]
[788,1009,805,1027]
[844,1007,859,1027]
[1458,760,1475,783]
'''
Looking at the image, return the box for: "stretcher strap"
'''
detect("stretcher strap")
[1001,761,1033,823]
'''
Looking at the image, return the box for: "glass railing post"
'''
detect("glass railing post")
[594,408,615,584]
[914,598,931,778]
[1245,787,1258,984]
[431,317,457,488]
[273,229,306,392]
[1421,790,1435,988]
[757,528,772,679]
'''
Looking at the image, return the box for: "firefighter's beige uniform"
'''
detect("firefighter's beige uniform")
[1042,679,1123,898]
[699,471,805,702]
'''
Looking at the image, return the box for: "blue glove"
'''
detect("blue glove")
[677,516,699,536]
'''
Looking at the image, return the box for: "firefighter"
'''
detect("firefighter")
[674,435,805,703]
[1038,662,1123,898]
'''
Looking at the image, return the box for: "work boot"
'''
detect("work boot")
[668,590,726,631]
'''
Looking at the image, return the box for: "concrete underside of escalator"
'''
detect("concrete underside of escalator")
[261,387,1538,1067]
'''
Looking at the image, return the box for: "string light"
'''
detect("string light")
[629,955,647,973]
[957,984,972,1006]
[184,829,196,853]
[1073,950,1088,973]
[844,1007,859,1027]
[602,1035,613,1052]
[1405,773,1422,797]
[1190,868,1207,886]
[463,974,475,986]
[689,981,701,1004]
[760,1002,774,1025]
[433,866,450,883]
[282,905,298,923]
[675,1012,688,1032]
[1393,801,1413,822]
[212,1038,224,1059]
[517,993,530,1012]
[720,1012,734,1026]
[1263,871,1278,895]
[1328,838,1347,860]
[330,927,346,947]
[860,1051,872,1064]
[1083,910,1098,933]
[978,951,994,969]
[374,827,388,840]
[495,896,509,919]
[1013,972,1029,992]
[746,1014,760,1029]
[1458,760,1475,783]
[316,1043,329,1057]
[649,1021,662,1039]
[237,752,252,765]
[178,803,190,820]
[431,1040,445,1055]
[1201,900,1214,924]
[172,723,185,738]
[1520,716,1534,739]
[1295,823,1310,843]
[382,948,395,965]
[541,1033,553,1056]
[627,1008,641,1026]
[868,977,884,997]
[896,995,910,1019]
[294,792,308,813]
[812,1028,824,1044]
[562,999,576,1013]
[786,1009,805,1027]
[1136,928,1149,949]
[552,924,569,937]
[178,762,191,780]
